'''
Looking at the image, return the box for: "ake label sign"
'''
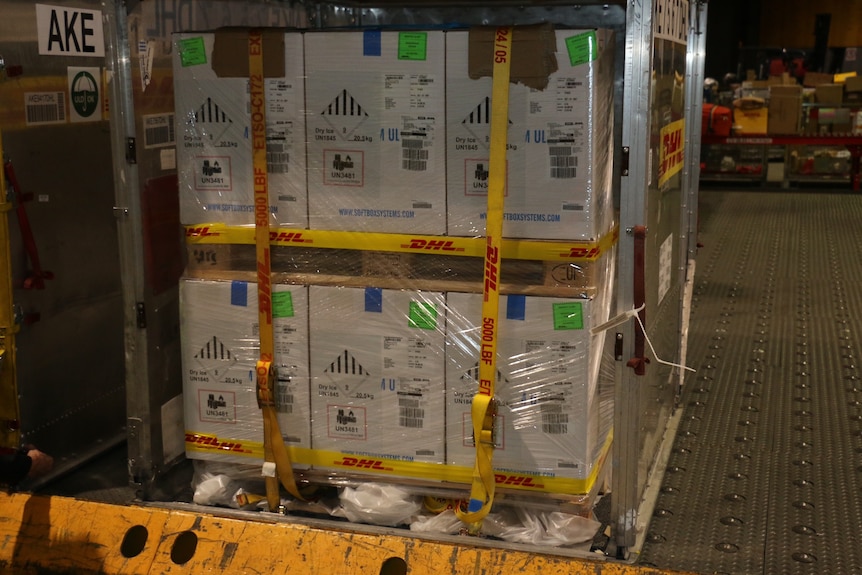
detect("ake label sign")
[36,4,105,57]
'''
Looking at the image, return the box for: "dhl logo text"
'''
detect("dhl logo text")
[400,239,465,252]
[270,231,312,244]
[483,241,499,301]
[185,226,220,238]
[559,246,601,259]
[185,433,252,454]
[494,474,545,488]
[334,457,394,471]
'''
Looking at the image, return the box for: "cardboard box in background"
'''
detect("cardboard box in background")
[173,32,307,227]
[734,106,768,135]
[768,85,803,135]
[815,84,844,105]
[445,293,609,482]
[304,31,446,234]
[181,279,311,464]
[844,76,862,103]
[308,286,447,472]
[446,27,615,241]
[803,72,833,87]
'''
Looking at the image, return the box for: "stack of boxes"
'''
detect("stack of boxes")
[175,27,616,499]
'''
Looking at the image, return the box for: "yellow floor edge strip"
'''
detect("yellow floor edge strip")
[0,492,699,575]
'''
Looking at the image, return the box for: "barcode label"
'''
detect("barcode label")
[551,167,577,179]
[550,149,577,179]
[267,139,289,174]
[541,413,569,434]
[143,114,175,148]
[25,92,66,125]
[399,397,424,428]
[402,140,428,171]
[541,403,568,434]
[276,388,294,415]
[275,378,294,415]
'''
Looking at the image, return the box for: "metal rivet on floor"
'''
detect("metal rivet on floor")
[735,436,754,443]
[741,406,759,412]
[794,410,812,417]
[738,420,756,427]
[791,552,817,564]
[647,534,666,544]
[793,501,815,510]
[714,543,740,553]
[742,391,760,398]
[733,453,751,461]
[793,479,815,487]
[720,516,744,526]
[794,396,811,403]
[727,472,747,480]
[689,401,707,407]
[660,486,680,494]
[666,466,686,474]
[724,493,746,502]
[654,509,673,518]
[793,460,814,467]
[795,425,814,432]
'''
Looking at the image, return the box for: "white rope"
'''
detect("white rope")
[591,304,696,373]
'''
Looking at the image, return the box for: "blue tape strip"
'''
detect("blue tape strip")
[230,281,248,307]
[363,30,382,56]
[365,287,383,313]
[506,295,526,321]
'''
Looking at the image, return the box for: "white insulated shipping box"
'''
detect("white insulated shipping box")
[446,29,615,240]
[309,286,446,474]
[173,32,307,227]
[445,293,608,483]
[305,31,446,234]
[181,279,311,464]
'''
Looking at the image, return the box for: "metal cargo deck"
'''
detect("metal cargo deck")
[639,186,862,574]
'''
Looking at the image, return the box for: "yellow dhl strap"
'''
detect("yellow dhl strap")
[456,26,513,531]
[184,431,614,497]
[185,224,619,263]
[248,30,302,508]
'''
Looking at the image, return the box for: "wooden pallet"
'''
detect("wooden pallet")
[185,243,609,297]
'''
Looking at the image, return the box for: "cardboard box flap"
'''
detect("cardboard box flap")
[212,28,286,78]
[468,23,558,90]
[770,85,803,97]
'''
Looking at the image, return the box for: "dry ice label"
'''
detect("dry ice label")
[321,349,373,398]
[319,89,369,141]
[192,156,232,191]
[323,150,363,186]
[198,389,236,423]
[327,405,367,440]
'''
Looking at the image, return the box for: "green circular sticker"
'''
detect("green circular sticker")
[71,71,99,118]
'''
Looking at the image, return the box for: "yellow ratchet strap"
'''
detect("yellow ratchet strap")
[455,26,513,532]
[248,30,303,509]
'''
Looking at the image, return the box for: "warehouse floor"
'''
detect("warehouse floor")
[30,185,862,574]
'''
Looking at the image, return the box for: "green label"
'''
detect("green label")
[398,32,427,61]
[408,301,437,330]
[565,31,597,67]
[553,302,584,330]
[179,37,207,67]
[273,291,294,318]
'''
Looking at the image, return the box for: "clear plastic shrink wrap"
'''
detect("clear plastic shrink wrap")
[177,25,617,546]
